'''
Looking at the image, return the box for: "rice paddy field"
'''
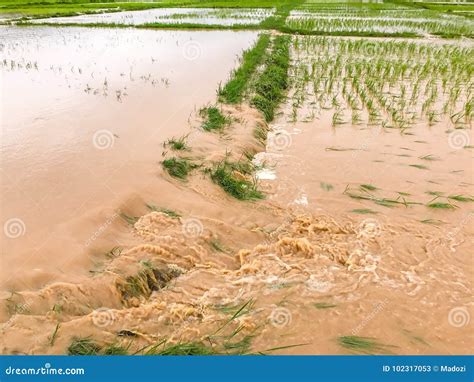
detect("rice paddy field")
[0,0,473,357]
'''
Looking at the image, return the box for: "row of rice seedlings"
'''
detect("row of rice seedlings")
[286,16,473,38]
[344,185,473,210]
[251,35,291,122]
[218,33,271,104]
[289,36,473,129]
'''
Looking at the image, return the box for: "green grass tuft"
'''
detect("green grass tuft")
[68,338,101,356]
[165,135,189,151]
[146,203,181,218]
[426,202,456,209]
[313,302,337,309]
[337,336,393,355]
[351,208,378,215]
[200,106,231,132]
[210,161,263,200]
[162,157,197,179]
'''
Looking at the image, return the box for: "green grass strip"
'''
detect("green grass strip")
[251,35,291,122]
[219,33,270,104]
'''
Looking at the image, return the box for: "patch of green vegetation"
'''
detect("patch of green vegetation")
[313,302,336,309]
[164,135,189,151]
[49,323,60,346]
[252,35,291,122]
[162,157,198,179]
[68,338,101,356]
[351,208,378,215]
[119,265,183,301]
[419,154,439,161]
[426,202,456,209]
[409,164,429,170]
[210,160,263,200]
[219,33,271,104]
[146,203,181,218]
[337,336,393,355]
[253,123,268,144]
[344,185,421,209]
[448,195,473,203]
[320,182,334,192]
[210,238,227,253]
[103,344,129,355]
[420,219,446,226]
[200,106,231,132]
[120,213,138,226]
[360,184,377,191]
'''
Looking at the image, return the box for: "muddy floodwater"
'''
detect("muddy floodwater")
[0,26,472,356]
[0,26,258,290]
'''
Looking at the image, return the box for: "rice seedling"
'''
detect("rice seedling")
[68,338,101,355]
[360,184,377,191]
[419,154,439,161]
[120,213,138,226]
[210,160,264,201]
[313,302,336,309]
[145,203,181,218]
[253,123,268,144]
[162,157,198,179]
[409,164,429,170]
[200,106,231,132]
[420,219,446,226]
[252,35,291,122]
[426,202,456,209]
[210,238,227,253]
[164,135,189,151]
[337,336,394,355]
[448,195,474,203]
[49,323,60,346]
[103,344,130,355]
[320,182,333,192]
[351,208,378,215]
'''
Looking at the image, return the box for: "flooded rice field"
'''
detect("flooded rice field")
[0,9,473,356]
[29,8,274,26]
[0,25,259,290]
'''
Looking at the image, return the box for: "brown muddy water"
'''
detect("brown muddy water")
[0,29,472,356]
[0,26,258,289]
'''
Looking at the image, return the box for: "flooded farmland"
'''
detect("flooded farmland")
[29,8,274,26]
[0,0,473,358]
[0,26,259,289]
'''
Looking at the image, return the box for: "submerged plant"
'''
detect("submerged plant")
[162,157,198,179]
[200,106,230,132]
[210,161,263,201]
